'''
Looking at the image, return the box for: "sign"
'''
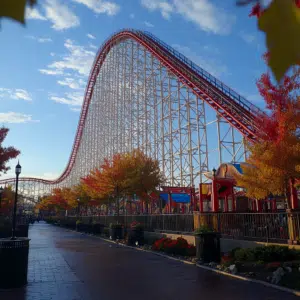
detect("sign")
[159,193,191,203]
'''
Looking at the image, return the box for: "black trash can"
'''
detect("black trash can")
[195,232,220,263]
[0,238,30,289]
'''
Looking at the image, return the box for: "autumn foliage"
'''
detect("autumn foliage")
[0,127,20,176]
[236,66,300,202]
[37,150,164,215]
[0,186,15,214]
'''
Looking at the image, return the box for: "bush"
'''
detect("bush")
[194,225,214,235]
[103,227,110,237]
[130,221,143,230]
[233,245,300,263]
[152,237,196,257]
[109,223,123,229]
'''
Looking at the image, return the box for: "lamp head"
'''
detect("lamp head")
[15,161,22,176]
[212,168,216,177]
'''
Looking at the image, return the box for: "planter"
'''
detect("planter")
[93,224,105,235]
[0,238,30,289]
[109,227,123,240]
[126,229,144,246]
[195,232,221,263]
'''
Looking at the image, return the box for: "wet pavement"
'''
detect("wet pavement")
[0,222,299,300]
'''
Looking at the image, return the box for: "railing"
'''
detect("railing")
[62,212,296,244]
[194,212,289,243]
[76,214,194,233]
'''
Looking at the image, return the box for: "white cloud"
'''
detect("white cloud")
[25,35,52,43]
[71,107,81,112]
[130,13,135,19]
[26,7,47,20]
[0,112,39,124]
[141,0,235,35]
[144,21,154,28]
[72,0,120,16]
[42,39,96,76]
[87,33,96,39]
[44,0,80,31]
[89,44,98,50]
[50,52,56,57]
[172,44,228,77]
[38,37,53,43]
[50,92,83,107]
[141,0,173,19]
[57,77,86,90]
[239,31,256,44]
[0,88,32,101]
[39,69,64,76]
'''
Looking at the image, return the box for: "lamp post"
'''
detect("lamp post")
[0,186,3,212]
[212,168,216,178]
[11,162,21,240]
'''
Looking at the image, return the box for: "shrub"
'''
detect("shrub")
[103,227,110,237]
[109,223,123,229]
[233,245,300,263]
[194,225,214,235]
[130,221,143,230]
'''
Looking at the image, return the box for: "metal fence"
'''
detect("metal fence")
[77,214,194,233]
[65,212,298,243]
[194,212,289,243]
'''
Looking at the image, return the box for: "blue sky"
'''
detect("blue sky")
[0,0,268,180]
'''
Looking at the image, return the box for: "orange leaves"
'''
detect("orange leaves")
[255,67,300,144]
[81,149,164,205]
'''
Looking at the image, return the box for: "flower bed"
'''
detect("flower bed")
[152,237,196,257]
[204,245,300,291]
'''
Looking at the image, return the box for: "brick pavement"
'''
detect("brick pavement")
[0,222,299,300]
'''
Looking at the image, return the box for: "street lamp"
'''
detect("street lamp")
[11,161,21,240]
[212,168,216,178]
[0,186,3,211]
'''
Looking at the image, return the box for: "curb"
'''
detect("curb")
[195,264,300,297]
[62,226,300,296]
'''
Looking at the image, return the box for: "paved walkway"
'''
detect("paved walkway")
[0,222,299,300]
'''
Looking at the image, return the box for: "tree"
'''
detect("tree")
[81,153,132,217]
[235,66,300,205]
[0,186,15,214]
[0,127,20,176]
[124,149,164,213]
[82,150,164,216]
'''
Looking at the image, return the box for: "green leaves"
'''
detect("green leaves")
[258,0,300,82]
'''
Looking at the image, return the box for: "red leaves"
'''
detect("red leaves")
[255,67,300,144]
[249,1,300,19]
[249,3,262,18]
[0,127,20,175]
